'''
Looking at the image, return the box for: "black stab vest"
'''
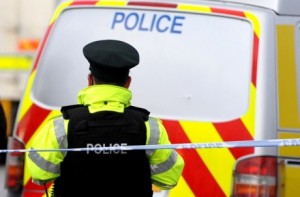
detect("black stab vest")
[53,105,153,197]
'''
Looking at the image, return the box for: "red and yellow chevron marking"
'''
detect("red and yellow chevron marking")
[167,4,259,197]
[19,1,260,196]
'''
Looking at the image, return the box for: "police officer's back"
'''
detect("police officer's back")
[28,40,185,197]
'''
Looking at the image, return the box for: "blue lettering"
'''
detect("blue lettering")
[125,12,139,30]
[111,12,184,34]
[157,15,170,32]
[150,14,157,31]
[171,16,185,34]
[111,12,125,29]
[138,14,149,31]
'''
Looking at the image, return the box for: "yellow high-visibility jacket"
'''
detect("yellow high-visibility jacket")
[27,85,185,189]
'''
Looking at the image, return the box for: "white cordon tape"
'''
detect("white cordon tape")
[1,138,300,154]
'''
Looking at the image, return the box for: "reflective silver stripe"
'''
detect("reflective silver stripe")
[28,149,60,174]
[146,117,160,157]
[54,117,68,157]
[150,150,178,175]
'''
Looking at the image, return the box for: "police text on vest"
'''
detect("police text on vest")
[86,143,128,154]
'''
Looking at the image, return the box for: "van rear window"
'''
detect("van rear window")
[31,7,253,122]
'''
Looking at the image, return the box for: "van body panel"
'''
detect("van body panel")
[276,20,300,197]
[277,24,300,130]
[279,132,300,158]
[278,157,300,197]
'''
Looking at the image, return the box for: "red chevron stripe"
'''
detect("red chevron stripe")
[23,178,45,195]
[213,119,254,159]
[32,24,53,71]
[251,33,259,86]
[162,120,226,197]
[71,1,98,5]
[16,104,51,144]
[128,1,177,8]
[23,192,44,197]
[211,7,245,17]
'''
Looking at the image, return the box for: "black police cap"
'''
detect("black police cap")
[83,40,139,83]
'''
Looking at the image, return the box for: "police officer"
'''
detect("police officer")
[27,40,184,197]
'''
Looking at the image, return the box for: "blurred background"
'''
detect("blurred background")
[0,1,57,53]
[0,0,58,151]
[0,0,60,194]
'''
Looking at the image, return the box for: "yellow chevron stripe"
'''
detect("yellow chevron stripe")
[17,70,36,122]
[96,0,127,6]
[169,176,195,197]
[179,121,235,196]
[177,4,211,13]
[50,1,73,24]
[240,83,256,137]
[244,11,260,38]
